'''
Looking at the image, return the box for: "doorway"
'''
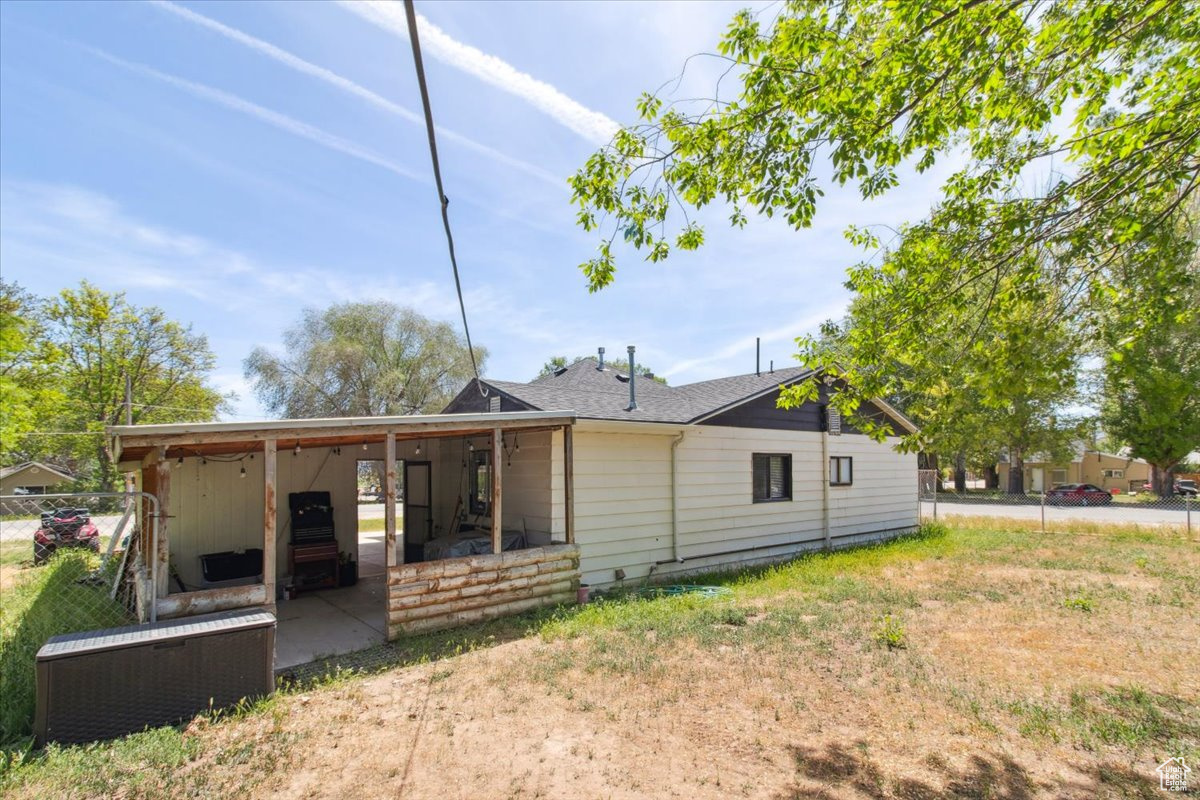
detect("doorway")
[404,461,431,564]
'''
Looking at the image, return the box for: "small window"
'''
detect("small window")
[1102,469,1123,479]
[1051,469,1068,484]
[830,456,853,486]
[753,453,791,502]
[469,449,491,515]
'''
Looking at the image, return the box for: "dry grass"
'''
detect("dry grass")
[3,522,1198,799]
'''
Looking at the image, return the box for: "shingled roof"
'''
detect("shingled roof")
[449,357,819,424]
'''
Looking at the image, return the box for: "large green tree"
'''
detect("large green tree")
[569,0,1199,445]
[245,302,486,418]
[1099,215,1200,496]
[0,281,62,459]
[8,282,227,490]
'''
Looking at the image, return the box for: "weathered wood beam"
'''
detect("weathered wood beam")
[154,446,171,598]
[117,417,574,453]
[156,583,269,619]
[491,428,502,554]
[263,439,277,610]
[385,432,397,569]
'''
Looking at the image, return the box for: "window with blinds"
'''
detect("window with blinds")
[752,453,792,502]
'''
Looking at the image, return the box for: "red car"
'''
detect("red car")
[1045,483,1113,506]
[33,508,101,564]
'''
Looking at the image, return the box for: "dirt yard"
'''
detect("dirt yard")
[4,522,1198,799]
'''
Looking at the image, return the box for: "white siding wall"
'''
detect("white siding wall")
[573,424,917,587]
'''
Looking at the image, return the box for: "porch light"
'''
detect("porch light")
[294,444,301,456]
[362,443,368,451]
[239,465,246,478]
[468,440,474,452]
[175,457,183,469]
[415,441,421,455]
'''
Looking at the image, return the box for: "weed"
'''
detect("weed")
[1063,593,1094,612]
[873,615,907,650]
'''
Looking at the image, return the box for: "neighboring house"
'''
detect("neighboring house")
[997,446,1151,493]
[0,461,73,514]
[106,354,917,665]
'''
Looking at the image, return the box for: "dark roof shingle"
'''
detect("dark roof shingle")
[480,358,814,424]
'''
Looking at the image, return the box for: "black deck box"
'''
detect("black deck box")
[35,608,275,745]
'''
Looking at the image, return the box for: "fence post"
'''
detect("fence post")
[1040,489,1046,534]
[1188,497,1193,539]
[932,474,938,521]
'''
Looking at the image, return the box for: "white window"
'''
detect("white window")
[1102,469,1124,479]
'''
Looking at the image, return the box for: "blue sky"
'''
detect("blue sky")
[1,0,951,420]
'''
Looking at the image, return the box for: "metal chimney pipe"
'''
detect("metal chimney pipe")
[756,337,761,377]
[626,345,637,411]
[597,346,605,371]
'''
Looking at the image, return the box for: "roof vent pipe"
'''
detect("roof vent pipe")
[626,345,638,411]
[597,347,605,371]
[756,337,761,377]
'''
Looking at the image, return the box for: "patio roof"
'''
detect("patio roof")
[111,410,575,461]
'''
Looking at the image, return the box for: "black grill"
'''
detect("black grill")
[288,491,334,544]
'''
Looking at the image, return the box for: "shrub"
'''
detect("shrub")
[874,614,907,650]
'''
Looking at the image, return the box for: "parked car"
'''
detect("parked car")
[1045,483,1114,506]
[1176,479,1198,497]
[33,507,100,564]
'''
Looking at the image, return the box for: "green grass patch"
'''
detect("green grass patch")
[0,541,30,569]
[0,552,131,747]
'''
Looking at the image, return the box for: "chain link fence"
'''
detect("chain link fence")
[0,492,157,744]
[918,469,1197,538]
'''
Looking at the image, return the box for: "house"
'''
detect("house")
[106,353,917,668]
[0,461,73,514]
[997,446,1151,493]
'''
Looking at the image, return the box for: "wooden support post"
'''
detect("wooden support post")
[492,428,503,554]
[263,440,277,610]
[563,426,574,545]
[385,432,398,568]
[154,446,171,598]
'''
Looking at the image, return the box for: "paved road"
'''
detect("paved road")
[921,499,1194,527]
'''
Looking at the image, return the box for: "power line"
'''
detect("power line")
[403,0,487,398]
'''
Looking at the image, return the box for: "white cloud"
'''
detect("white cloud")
[149,0,563,188]
[84,46,425,182]
[338,0,620,145]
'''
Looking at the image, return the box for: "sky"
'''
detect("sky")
[0,0,953,421]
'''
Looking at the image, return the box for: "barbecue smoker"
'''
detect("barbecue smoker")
[287,491,339,593]
[34,508,101,564]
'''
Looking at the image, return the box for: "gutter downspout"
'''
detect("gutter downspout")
[670,431,685,563]
[822,407,831,550]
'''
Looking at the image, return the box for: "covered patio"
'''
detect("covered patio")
[110,410,579,668]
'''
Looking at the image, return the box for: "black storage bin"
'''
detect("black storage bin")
[35,609,275,745]
[200,549,263,583]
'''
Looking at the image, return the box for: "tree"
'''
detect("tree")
[1,282,61,458]
[17,282,226,490]
[1099,217,1200,496]
[245,302,486,418]
[568,1,1199,446]
[536,354,668,383]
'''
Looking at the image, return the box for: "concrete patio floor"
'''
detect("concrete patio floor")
[275,531,388,670]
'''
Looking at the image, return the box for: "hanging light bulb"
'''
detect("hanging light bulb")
[468,440,474,451]
[294,444,301,456]
[363,443,369,451]
[175,456,184,469]
[515,434,520,453]
[239,465,247,478]
[415,441,421,455]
